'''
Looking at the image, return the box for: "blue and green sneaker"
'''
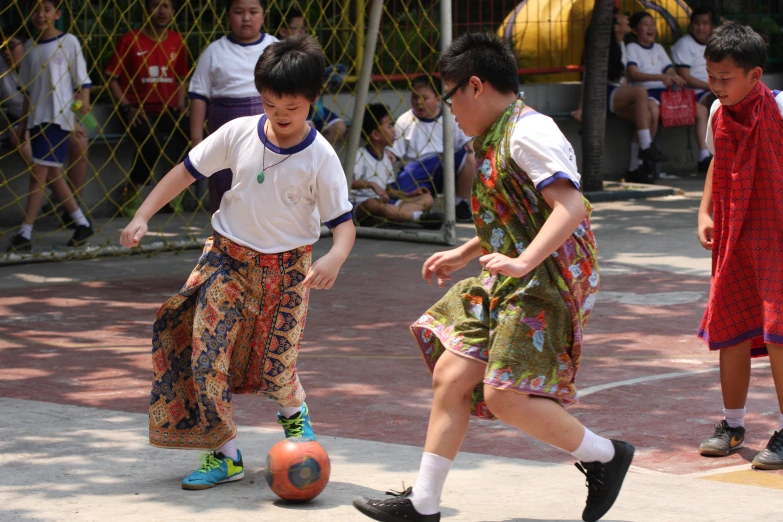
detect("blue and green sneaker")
[277,402,315,440]
[181,451,244,490]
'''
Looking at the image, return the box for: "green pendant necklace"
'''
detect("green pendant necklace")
[258,120,310,184]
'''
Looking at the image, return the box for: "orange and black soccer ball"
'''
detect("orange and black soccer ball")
[265,437,331,501]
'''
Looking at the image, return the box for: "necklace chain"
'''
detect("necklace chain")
[259,119,310,183]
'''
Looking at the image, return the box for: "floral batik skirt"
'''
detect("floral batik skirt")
[149,233,311,449]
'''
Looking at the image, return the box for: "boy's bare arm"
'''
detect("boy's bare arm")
[697,158,715,250]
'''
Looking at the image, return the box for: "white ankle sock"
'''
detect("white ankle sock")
[629,143,640,171]
[410,452,452,515]
[217,438,238,461]
[69,208,90,227]
[699,148,711,161]
[279,405,302,418]
[412,210,424,221]
[637,129,652,150]
[571,428,616,464]
[455,197,466,205]
[19,223,33,240]
[778,412,782,431]
[723,407,746,428]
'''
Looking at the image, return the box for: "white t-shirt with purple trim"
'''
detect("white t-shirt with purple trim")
[509,111,581,191]
[352,146,395,204]
[389,109,472,162]
[705,90,783,155]
[188,34,279,101]
[626,41,674,90]
[184,114,353,253]
[671,34,708,84]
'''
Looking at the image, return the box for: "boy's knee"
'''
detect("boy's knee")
[484,386,532,419]
[432,359,481,398]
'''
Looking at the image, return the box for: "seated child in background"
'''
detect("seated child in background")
[352,104,441,229]
[389,75,475,223]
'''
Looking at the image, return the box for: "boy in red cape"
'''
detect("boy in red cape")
[697,21,783,470]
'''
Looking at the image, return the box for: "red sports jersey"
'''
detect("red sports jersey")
[106,29,188,113]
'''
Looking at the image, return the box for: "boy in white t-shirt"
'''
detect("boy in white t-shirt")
[352,103,440,228]
[120,35,355,491]
[671,7,718,172]
[0,24,31,164]
[389,75,475,223]
[6,0,94,253]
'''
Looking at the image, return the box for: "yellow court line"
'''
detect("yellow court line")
[701,469,783,490]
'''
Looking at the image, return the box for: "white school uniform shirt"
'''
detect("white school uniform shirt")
[388,109,472,161]
[509,111,581,191]
[184,114,353,253]
[188,34,279,101]
[18,33,92,131]
[626,41,673,90]
[0,59,24,119]
[352,146,396,204]
[705,90,783,154]
[671,34,708,84]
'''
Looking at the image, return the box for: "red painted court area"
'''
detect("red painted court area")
[1,250,781,480]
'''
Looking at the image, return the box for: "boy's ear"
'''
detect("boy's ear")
[370,128,381,141]
[749,66,763,84]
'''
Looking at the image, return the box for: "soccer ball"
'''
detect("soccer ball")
[265,437,331,501]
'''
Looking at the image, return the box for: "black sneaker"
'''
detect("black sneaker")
[67,224,94,247]
[751,430,783,470]
[625,162,656,184]
[6,234,32,252]
[699,420,745,457]
[60,210,77,230]
[576,439,635,522]
[698,155,713,173]
[420,210,444,230]
[353,485,440,522]
[638,147,669,163]
[455,200,472,223]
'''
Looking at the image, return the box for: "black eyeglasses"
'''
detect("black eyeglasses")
[442,77,470,109]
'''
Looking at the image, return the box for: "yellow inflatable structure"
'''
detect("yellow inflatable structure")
[499,0,694,83]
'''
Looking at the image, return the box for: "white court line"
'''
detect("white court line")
[579,361,771,398]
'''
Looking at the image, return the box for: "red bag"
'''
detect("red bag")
[660,87,698,128]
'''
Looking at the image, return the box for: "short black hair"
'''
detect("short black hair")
[629,11,652,31]
[691,6,717,26]
[1,23,29,43]
[226,0,264,11]
[283,6,303,25]
[362,103,391,140]
[705,21,767,72]
[437,32,519,95]
[145,0,177,12]
[410,75,441,95]
[254,34,325,101]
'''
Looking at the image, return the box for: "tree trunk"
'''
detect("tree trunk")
[581,0,615,192]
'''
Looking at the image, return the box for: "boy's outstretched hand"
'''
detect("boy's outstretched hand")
[303,253,342,289]
[479,253,530,278]
[120,218,148,247]
[422,248,469,287]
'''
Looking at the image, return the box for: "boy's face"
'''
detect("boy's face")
[1,37,24,68]
[147,0,174,30]
[261,90,313,140]
[690,14,714,45]
[372,115,396,146]
[633,15,656,46]
[442,78,481,136]
[228,0,265,41]
[707,58,761,106]
[31,1,61,33]
[411,84,441,119]
[280,16,306,39]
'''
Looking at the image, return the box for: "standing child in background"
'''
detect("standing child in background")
[354,33,634,522]
[389,75,475,223]
[120,35,355,490]
[6,0,94,252]
[188,0,278,211]
[697,22,783,470]
[671,7,718,173]
[352,103,440,228]
[1,24,32,164]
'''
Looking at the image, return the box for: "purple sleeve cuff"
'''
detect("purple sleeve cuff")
[183,156,206,180]
[663,64,674,73]
[324,211,353,229]
[536,172,581,192]
[626,61,638,68]
[188,92,209,102]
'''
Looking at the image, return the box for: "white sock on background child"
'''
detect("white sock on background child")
[19,223,33,240]
[571,427,616,463]
[723,407,746,428]
[778,412,783,431]
[69,208,90,227]
[637,129,652,150]
[699,149,711,161]
[412,210,424,221]
[629,143,641,171]
[410,452,452,515]
[279,405,302,418]
[217,438,238,461]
